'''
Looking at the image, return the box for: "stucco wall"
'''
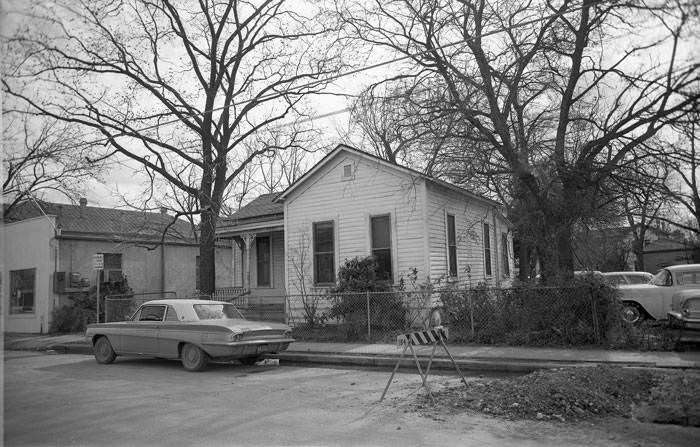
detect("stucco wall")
[2,216,55,333]
[57,239,232,300]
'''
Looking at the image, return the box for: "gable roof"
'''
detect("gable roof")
[3,199,196,243]
[218,193,283,228]
[276,144,502,207]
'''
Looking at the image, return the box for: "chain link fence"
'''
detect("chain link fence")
[273,286,620,346]
[102,286,628,347]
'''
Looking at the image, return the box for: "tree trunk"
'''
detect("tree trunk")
[199,207,217,296]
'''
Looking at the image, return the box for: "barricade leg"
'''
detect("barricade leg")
[439,338,469,387]
[408,343,435,404]
[424,342,438,379]
[379,343,410,402]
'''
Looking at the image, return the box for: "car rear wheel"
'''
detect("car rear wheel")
[239,356,260,365]
[621,303,644,324]
[181,343,209,372]
[94,336,116,364]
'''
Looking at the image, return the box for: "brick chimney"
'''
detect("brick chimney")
[160,207,168,215]
[79,198,87,217]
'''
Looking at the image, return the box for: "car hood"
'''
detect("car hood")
[618,284,661,298]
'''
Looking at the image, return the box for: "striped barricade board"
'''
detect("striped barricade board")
[380,325,467,403]
[397,326,448,346]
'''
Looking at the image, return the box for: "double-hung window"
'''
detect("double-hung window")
[256,236,271,287]
[447,214,458,278]
[371,215,393,282]
[483,223,492,276]
[313,221,335,284]
[502,233,510,277]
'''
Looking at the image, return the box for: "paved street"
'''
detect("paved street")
[4,351,700,447]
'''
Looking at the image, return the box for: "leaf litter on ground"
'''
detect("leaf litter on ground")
[411,365,700,425]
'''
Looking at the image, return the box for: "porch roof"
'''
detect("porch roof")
[217,193,284,236]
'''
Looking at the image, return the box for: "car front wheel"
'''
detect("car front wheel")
[94,336,116,364]
[181,343,209,372]
[621,303,644,324]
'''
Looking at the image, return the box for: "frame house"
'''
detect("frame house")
[216,145,514,322]
[2,199,232,333]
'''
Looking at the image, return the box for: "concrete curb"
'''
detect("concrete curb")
[273,351,699,372]
[9,342,700,372]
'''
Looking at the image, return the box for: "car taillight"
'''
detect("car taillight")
[228,333,242,342]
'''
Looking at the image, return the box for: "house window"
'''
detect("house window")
[10,268,36,314]
[502,233,510,277]
[313,221,335,284]
[256,236,271,287]
[483,223,492,276]
[447,214,458,278]
[371,215,393,281]
[99,253,123,283]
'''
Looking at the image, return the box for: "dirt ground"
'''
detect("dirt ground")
[390,365,700,446]
[5,351,700,446]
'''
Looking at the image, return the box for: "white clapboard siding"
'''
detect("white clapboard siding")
[425,181,512,286]
[285,153,428,295]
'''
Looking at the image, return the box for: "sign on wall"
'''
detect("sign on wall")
[92,253,104,270]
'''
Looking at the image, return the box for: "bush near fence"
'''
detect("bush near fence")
[286,277,634,346]
[439,281,621,346]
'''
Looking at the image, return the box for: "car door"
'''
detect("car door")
[156,305,182,358]
[120,304,166,354]
[647,270,673,318]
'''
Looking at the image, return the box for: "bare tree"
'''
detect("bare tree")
[2,112,104,214]
[337,0,699,280]
[656,115,700,235]
[4,0,344,294]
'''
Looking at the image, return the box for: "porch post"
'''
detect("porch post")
[242,233,256,290]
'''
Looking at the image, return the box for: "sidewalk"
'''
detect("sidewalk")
[4,333,700,372]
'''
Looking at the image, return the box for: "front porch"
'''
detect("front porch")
[216,193,287,321]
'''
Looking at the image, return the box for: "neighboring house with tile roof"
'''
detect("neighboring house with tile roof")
[2,199,232,333]
[216,145,514,321]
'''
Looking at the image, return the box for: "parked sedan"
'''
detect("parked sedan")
[618,264,700,324]
[85,299,294,371]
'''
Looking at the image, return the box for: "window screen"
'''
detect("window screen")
[313,221,335,284]
[371,215,392,281]
[447,214,457,278]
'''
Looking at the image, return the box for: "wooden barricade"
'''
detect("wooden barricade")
[380,326,468,403]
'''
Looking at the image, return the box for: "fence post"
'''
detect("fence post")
[366,291,371,341]
[468,290,475,338]
[590,288,601,344]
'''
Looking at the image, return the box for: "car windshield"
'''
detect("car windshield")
[193,303,244,320]
[650,270,672,286]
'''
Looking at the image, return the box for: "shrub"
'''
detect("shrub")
[49,277,134,333]
[439,276,623,346]
[326,256,406,340]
